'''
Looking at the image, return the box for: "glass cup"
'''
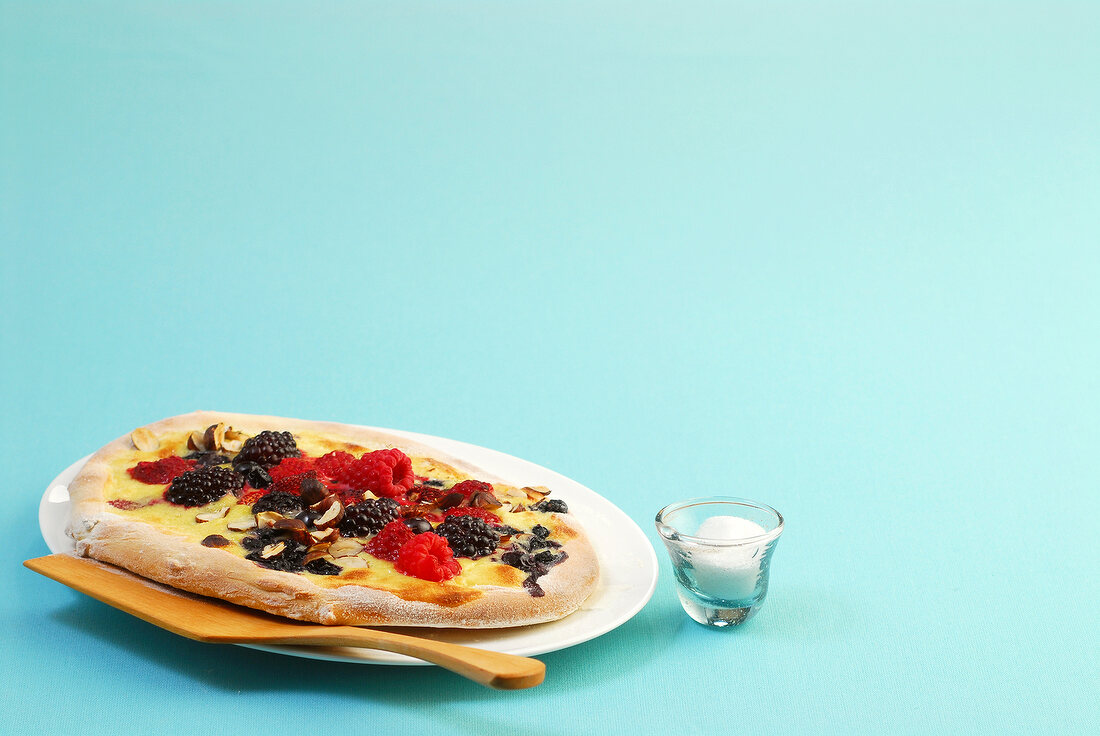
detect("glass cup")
[655,497,784,627]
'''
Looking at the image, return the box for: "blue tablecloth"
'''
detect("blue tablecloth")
[2,2,1096,733]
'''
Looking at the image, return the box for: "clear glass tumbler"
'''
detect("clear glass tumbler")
[655,497,784,627]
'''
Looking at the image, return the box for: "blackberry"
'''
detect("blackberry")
[250,490,303,516]
[339,498,400,537]
[533,498,568,514]
[435,516,501,559]
[233,461,273,489]
[531,524,551,539]
[165,466,244,507]
[233,430,300,470]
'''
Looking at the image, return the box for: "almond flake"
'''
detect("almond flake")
[130,428,160,452]
[260,542,286,559]
[227,518,258,532]
[256,511,285,529]
[222,427,248,453]
[328,538,363,558]
[187,430,208,452]
[337,556,367,569]
[309,528,339,543]
[195,507,230,523]
[203,423,226,452]
[314,499,345,529]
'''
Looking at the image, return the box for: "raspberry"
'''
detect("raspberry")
[449,480,495,498]
[435,515,501,559]
[442,507,501,524]
[394,533,461,582]
[233,430,300,470]
[344,449,415,499]
[269,470,316,496]
[268,456,315,481]
[410,485,458,506]
[165,466,244,507]
[365,520,415,562]
[128,456,194,485]
[315,451,355,482]
[238,488,267,505]
[339,497,401,537]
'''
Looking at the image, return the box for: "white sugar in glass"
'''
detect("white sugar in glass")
[655,498,783,627]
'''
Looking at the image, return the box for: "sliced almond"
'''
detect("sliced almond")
[302,544,332,565]
[337,556,368,569]
[310,494,338,513]
[469,490,503,509]
[203,423,227,452]
[328,538,363,558]
[273,518,309,543]
[195,506,231,523]
[221,427,247,453]
[130,428,159,452]
[227,517,258,532]
[187,430,208,452]
[309,528,339,544]
[522,486,550,502]
[260,542,286,559]
[256,511,285,529]
[314,499,345,529]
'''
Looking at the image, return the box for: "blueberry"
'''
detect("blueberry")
[404,518,432,534]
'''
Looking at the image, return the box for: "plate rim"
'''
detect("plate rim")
[37,425,658,666]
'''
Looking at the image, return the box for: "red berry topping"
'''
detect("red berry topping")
[442,507,501,524]
[269,470,315,496]
[394,533,461,582]
[347,449,415,499]
[449,480,494,497]
[315,451,355,482]
[128,456,195,485]
[238,488,267,505]
[268,456,315,481]
[365,520,416,562]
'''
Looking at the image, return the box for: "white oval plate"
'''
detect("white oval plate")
[38,427,658,665]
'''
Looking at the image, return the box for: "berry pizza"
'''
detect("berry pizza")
[66,411,599,628]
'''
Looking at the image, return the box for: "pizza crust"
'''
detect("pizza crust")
[67,411,600,628]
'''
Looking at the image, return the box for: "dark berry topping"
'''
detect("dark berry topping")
[165,466,244,507]
[250,490,304,516]
[404,517,433,535]
[435,515,501,559]
[339,497,401,537]
[531,524,551,538]
[233,430,300,470]
[240,526,284,551]
[533,498,568,514]
[304,558,342,576]
[184,452,233,467]
[232,461,273,488]
[499,537,568,598]
[245,539,309,572]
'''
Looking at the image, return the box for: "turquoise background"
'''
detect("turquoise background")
[2,1,1097,733]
